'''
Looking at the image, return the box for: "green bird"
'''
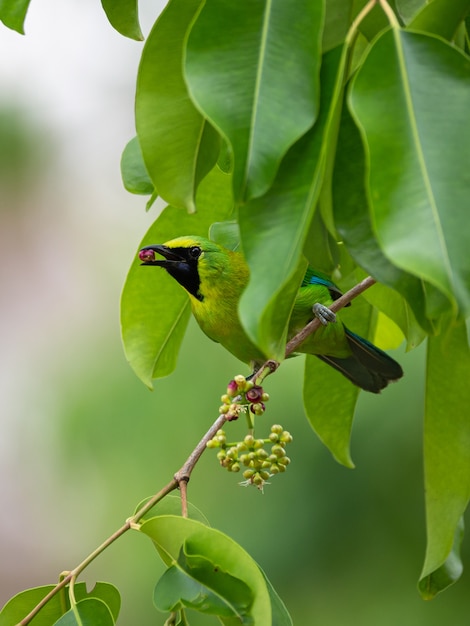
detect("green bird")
[139,236,403,393]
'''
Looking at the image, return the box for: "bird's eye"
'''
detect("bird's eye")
[189,246,202,259]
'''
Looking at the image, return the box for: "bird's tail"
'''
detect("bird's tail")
[316,327,403,393]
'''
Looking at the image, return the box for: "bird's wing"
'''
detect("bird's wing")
[302,268,343,301]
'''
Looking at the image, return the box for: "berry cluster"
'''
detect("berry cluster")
[219,374,269,421]
[207,425,293,490]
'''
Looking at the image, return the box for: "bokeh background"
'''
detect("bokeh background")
[1,2,469,624]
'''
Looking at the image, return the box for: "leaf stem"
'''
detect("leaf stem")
[345,0,378,46]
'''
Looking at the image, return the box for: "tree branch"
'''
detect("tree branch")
[16,275,375,625]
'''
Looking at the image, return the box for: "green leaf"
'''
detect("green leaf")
[154,565,246,618]
[100,0,143,40]
[303,293,377,467]
[349,29,470,320]
[322,0,354,51]
[419,517,464,600]
[0,0,31,33]
[120,168,232,387]
[395,0,426,24]
[419,322,470,597]
[0,582,120,626]
[259,568,293,626]
[185,0,323,201]
[237,45,347,361]
[120,137,155,196]
[136,0,220,213]
[333,102,434,338]
[53,598,114,625]
[133,494,210,525]
[408,0,470,41]
[140,515,271,624]
[209,221,241,252]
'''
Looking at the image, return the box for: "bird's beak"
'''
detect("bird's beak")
[138,244,182,266]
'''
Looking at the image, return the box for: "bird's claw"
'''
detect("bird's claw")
[313,303,336,326]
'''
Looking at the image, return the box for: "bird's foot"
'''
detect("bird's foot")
[313,303,336,326]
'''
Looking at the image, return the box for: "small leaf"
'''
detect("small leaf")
[0,582,120,626]
[136,0,220,212]
[419,322,470,597]
[120,168,232,387]
[185,0,323,201]
[54,598,114,625]
[120,137,155,196]
[139,515,271,624]
[100,0,143,40]
[154,565,242,618]
[0,0,31,33]
[349,29,470,319]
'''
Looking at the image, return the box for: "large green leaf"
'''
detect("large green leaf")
[408,0,470,41]
[419,322,470,597]
[237,45,348,361]
[140,515,272,624]
[136,0,219,213]
[349,29,470,320]
[100,0,143,40]
[333,104,433,339]
[120,168,232,387]
[0,0,31,33]
[185,0,323,202]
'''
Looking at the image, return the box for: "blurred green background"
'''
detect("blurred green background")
[1,2,469,625]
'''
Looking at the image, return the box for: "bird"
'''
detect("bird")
[138,236,403,393]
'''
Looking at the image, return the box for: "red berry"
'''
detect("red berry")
[139,249,155,262]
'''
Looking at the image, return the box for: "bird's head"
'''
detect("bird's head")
[139,236,240,301]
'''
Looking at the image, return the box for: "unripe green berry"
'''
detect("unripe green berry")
[256,448,269,460]
[277,463,286,472]
[280,431,293,444]
[244,434,255,446]
[216,451,226,461]
[270,464,280,474]
[271,424,283,434]
[226,447,238,459]
[261,392,270,402]
[220,394,230,404]
[261,460,271,469]
[253,473,264,486]
[234,374,246,387]
[245,380,254,391]
[260,470,270,480]
[219,404,229,414]
[231,463,241,473]
[239,454,250,466]
[271,444,286,457]
[278,456,291,466]
[216,434,226,445]
[237,442,248,452]
[269,432,279,443]
[206,439,219,449]
[243,469,255,479]
[268,454,278,463]
[250,402,265,415]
